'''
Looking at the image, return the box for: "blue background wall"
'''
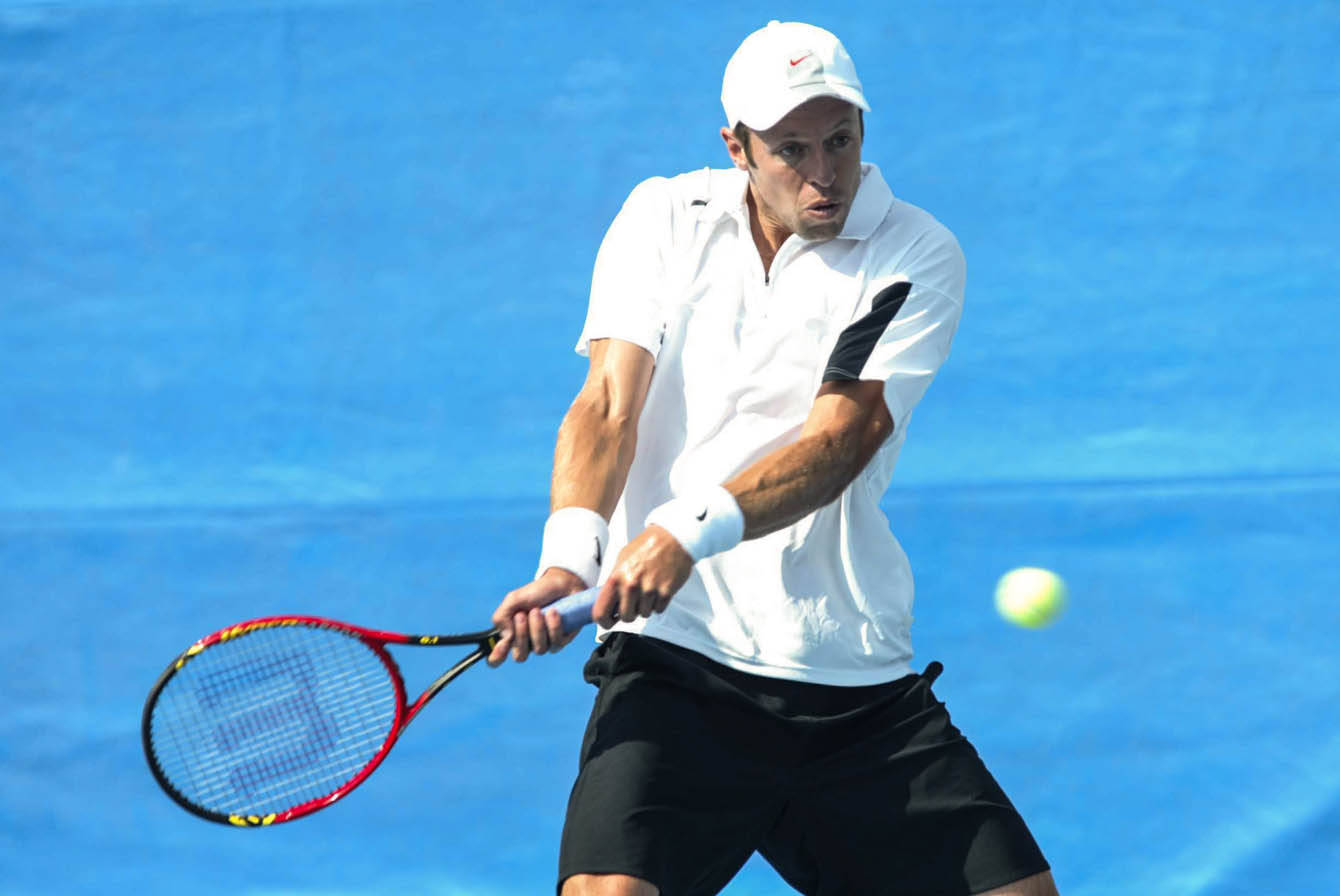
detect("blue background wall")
[2,1,1337,893]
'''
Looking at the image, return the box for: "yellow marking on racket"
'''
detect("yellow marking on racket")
[229,813,278,827]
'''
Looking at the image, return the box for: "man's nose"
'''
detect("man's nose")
[807,150,837,188]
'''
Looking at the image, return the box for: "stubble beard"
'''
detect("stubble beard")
[750,178,847,246]
[794,215,845,242]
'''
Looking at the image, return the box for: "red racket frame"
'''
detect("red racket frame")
[141,615,498,827]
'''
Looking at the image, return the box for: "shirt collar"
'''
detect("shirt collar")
[839,163,894,240]
[703,163,893,242]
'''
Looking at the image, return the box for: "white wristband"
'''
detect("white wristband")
[644,486,744,562]
[536,507,609,587]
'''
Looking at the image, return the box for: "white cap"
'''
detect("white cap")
[721,21,870,131]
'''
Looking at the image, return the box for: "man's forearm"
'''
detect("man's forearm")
[550,391,640,520]
[724,428,864,539]
[725,382,893,540]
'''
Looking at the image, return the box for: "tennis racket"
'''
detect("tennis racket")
[141,587,599,827]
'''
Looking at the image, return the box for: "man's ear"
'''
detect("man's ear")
[721,126,751,171]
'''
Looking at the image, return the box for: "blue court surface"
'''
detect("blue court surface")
[2,2,1337,894]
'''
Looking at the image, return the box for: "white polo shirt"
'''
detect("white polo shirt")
[576,163,964,685]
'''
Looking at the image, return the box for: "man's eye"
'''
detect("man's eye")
[828,135,852,150]
[778,144,803,159]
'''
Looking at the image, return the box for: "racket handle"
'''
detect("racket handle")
[550,587,600,633]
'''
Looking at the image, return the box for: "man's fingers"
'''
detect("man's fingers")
[510,610,532,662]
[488,568,595,666]
[642,588,665,619]
[617,582,645,623]
[543,609,580,653]
[622,583,664,620]
[594,579,620,627]
[596,575,673,624]
[527,607,551,655]
[487,630,513,668]
[492,584,535,633]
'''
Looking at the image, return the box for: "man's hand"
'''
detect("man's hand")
[593,525,694,627]
[488,567,588,667]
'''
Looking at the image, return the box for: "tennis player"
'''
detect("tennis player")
[489,20,1058,896]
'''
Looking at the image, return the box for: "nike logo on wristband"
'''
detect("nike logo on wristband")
[696,508,708,521]
[594,537,602,566]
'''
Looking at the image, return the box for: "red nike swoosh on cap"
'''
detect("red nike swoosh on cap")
[789,54,811,66]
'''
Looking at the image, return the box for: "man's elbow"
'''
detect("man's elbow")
[864,402,895,456]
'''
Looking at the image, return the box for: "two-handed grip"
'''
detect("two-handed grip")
[547,587,600,633]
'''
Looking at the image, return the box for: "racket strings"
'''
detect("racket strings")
[148,624,400,817]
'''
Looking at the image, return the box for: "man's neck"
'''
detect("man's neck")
[745,188,790,277]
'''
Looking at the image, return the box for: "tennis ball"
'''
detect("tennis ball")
[994,567,1066,628]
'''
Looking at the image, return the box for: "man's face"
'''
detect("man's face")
[727,97,864,243]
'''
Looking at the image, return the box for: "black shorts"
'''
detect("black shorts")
[557,634,1049,896]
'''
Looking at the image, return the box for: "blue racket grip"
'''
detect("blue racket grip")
[549,587,600,633]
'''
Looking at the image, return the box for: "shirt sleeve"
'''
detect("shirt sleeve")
[575,177,674,359]
[821,226,966,424]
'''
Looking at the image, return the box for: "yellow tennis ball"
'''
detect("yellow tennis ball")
[994,567,1067,628]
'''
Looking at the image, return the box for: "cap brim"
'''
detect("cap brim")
[738,83,871,131]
